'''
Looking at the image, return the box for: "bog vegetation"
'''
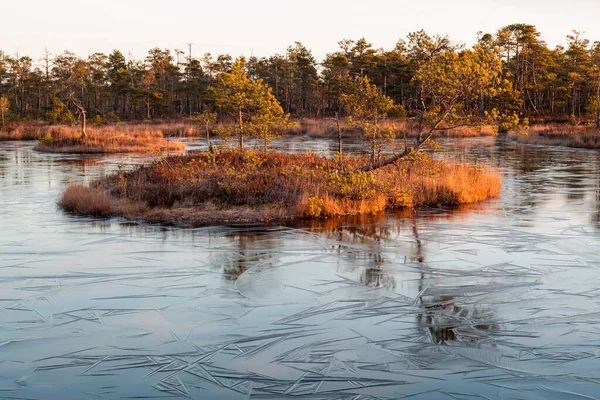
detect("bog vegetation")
[34,125,185,153]
[61,151,501,223]
[55,37,506,224]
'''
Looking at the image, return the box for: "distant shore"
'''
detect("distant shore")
[509,123,600,149]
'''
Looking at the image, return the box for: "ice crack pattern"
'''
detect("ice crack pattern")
[1,137,600,399]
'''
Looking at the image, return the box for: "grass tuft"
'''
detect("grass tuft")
[59,184,112,216]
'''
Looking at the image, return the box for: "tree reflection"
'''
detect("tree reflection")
[300,209,500,346]
[592,160,600,230]
[220,229,282,280]
[293,212,403,290]
[416,293,498,345]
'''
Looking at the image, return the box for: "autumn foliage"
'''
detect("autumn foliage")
[60,151,501,224]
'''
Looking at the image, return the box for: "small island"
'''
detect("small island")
[34,125,185,154]
[60,150,501,224]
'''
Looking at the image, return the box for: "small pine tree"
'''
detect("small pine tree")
[214,57,290,150]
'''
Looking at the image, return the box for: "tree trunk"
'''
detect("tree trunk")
[146,94,151,120]
[238,106,244,150]
[81,109,87,138]
[206,122,213,153]
[571,83,576,117]
[336,111,343,159]
[355,107,453,173]
[371,139,376,165]
[596,84,600,131]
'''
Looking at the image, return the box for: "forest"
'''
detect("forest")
[1,24,600,129]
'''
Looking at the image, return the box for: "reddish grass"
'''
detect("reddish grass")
[288,118,496,138]
[152,122,202,137]
[1,121,202,142]
[60,151,501,224]
[510,123,600,149]
[34,125,185,153]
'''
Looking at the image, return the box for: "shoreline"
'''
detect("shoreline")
[508,124,600,150]
[59,200,495,228]
[1,119,498,144]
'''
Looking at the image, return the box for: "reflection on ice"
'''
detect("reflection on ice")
[1,137,600,398]
[417,294,499,345]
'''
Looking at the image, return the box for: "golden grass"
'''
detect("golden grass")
[59,184,112,216]
[0,123,48,140]
[152,122,202,137]
[436,125,497,137]
[60,151,501,224]
[510,123,600,149]
[1,121,207,141]
[34,125,185,153]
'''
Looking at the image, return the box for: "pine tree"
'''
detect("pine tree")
[215,57,290,150]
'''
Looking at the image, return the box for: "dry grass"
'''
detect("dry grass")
[3,119,497,146]
[0,123,48,140]
[34,125,185,153]
[1,121,202,142]
[288,118,496,138]
[152,122,202,137]
[288,119,343,137]
[59,184,112,216]
[510,123,600,149]
[436,125,497,137]
[60,151,501,224]
[288,118,407,138]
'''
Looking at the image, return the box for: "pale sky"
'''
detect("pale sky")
[2,0,599,65]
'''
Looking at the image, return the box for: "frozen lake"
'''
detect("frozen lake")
[1,136,599,399]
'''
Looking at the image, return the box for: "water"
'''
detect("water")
[1,137,600,399]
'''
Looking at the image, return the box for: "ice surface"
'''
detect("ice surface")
[0,137,599,398]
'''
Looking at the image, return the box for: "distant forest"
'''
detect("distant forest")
[1,24,600,125]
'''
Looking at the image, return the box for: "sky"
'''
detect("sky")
[2,0,599,65]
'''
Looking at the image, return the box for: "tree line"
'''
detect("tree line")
[1,24,600,129]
